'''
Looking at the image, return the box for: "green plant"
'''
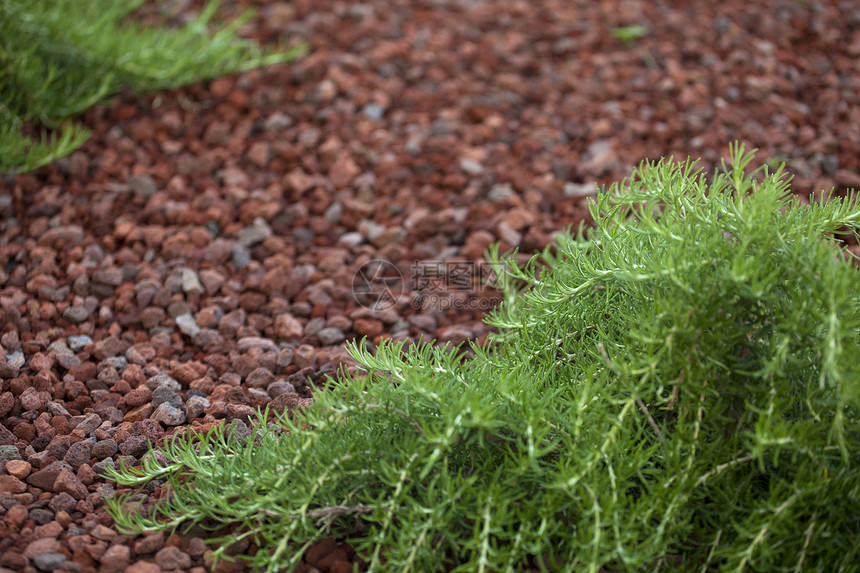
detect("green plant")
[0,0,305,174]
[105,145,860,572]
[612,25,648,42]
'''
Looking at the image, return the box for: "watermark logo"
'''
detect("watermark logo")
[410,260,503,293]
[410,260,504,311]
[352,259,505,311]
[351,260,405,310]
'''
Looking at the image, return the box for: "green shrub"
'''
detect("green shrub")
[0,0,304,174]
[105,145,860,572]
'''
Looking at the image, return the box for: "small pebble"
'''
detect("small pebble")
[175,313,201,337]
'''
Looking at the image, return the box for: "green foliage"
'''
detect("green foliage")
[105,145,860,572]
[612,25,648,42]
[0,0,305,173]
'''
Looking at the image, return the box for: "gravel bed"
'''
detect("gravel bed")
[1,0,859,571]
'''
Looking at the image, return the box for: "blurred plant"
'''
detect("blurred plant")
[0,0,305,174]
[105,144,860,572]
[764,153,790,171]
[612,25,648,42]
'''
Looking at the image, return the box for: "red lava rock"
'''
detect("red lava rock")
[85,539,107,561]
[77,463,97,485]
[4,459,31,479]
[132,533,165,557]
[328,152,361,189]
[27,461,72,490]
[118,435,148,458]
[269,392,300,416]
[90,524,117,543]
[38,224,85,245]
[20,387,49,411]
[154,546,192,570]
[353,318,384,339]
[49,492,77,514]
[209,385,249,406]
[119,387,152,410]
[99,544,131,573]
[225,403,254,423]
[292,344,317,370]
[328,560,355,573]
[274,313,304,339]
[75,413,102,436]
[93,336,127,360]
[304,538,338,567]
[460,230,497,260]
[436,324,479,347]
[0,392,15,417]
[53,468,89,500]
[0,475,27,493]
[34,520,64,540]
[64,440,92,470]
[0,551,28,571]
[123,561,161,573]
[5,503,28,527]
[23,536,62,560]
[245,367,275,389]
[139,307,166,329]
[123,403,154,422]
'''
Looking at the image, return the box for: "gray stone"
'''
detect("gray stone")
[92,457,116,476]
[167,301,191,319]
[147,374,181,392]
[264,112,293,132]
[5,351,25,370]
[101,356,128,371]
[151,385,182,410]
[192,329,226,352]
[337,232,365,247]
[317,327,346,346]
[237,217,272,248]
[237,337,278,353]
[226,420,252,445]
[74,413,102,436]
[64,441,92,470]
[181,268,203,296]
[67,335,93,352]
[93,268,123,287]
[62,305,90,323]
[245,367,275,389]
[185,396,209,421]
[47,401,71,417]
[33,553,67,572]
[488,184,515,201]
[323,202,343,223]
[152,403,186,427]
[96,482,115,500]
[29,508,53,525]
[38,225,84,245]
[231,246,251,269]
[362,102,385,120]
[128,175,158,197]
[56,353,81,369]
[0,444,21,461]
[562,182,598,197]
[267,380,296,398]
[459,158,484,176]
